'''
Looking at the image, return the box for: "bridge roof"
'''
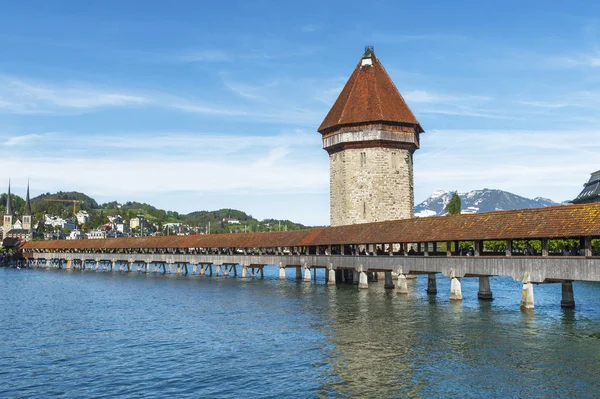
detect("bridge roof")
[22,203,600,251]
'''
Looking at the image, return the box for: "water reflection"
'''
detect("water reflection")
[318,276,600,398]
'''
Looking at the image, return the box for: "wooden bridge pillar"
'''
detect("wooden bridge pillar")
[384,271,395,289]
[561,280,575,308]
[427,273,437,295]
[474,240,483,257]
[584,237,592,257]
[478,276,493,300]
[241,265,248,278]
[296,266,302,280]
[542,239,549,257]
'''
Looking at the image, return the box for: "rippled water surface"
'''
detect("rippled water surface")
[1,267,600,398]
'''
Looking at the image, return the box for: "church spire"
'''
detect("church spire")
[25,180,32,216]
[5,179,12,215]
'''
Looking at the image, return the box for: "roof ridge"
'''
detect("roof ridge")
[372,56,384,120]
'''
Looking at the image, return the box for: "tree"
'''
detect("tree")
[445,191,461,215]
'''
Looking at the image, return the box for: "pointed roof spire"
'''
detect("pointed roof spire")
[25,180,32,216]
[5,179,12,215]
[318,47,423,134]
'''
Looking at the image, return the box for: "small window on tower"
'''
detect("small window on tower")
[391,152,398,169]
[360,152,366,167]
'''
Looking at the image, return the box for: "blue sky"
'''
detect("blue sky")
[2,1,600,225]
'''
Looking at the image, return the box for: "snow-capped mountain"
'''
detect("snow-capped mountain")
[414,189,559,217]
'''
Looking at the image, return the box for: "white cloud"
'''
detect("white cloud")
[0,75,150,114]
[0,133,44,146]
[1,130,327,199]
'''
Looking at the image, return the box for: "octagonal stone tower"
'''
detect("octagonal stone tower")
[318,47,424,226]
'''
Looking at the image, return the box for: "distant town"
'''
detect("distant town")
[1,186,310,243]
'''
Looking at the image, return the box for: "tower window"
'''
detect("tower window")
[391,152,398,169]
[363,202,367,218]
[360,152,366,167]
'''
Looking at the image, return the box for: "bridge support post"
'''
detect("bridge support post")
[303,263,312,282]
[449,269,462,301]
[397,268,408,294]
[241,265,247,278]
[66,260,72,270]
[127,262,132,272]
[111,261,116,272]
[520,272,534,310]
[223,265,230,277]
[561,280,575,309]
[427,273,437,295]
[353,269,359,285]
[296,266,302,280]
[384,271,395,289]
[478,276,493,300]
[192,264,197,275]
[233,265,237,277]
[177,264,182,275]
[358,265,368,289]
[279,262,286,280]
[209,265,213,276]
[327,263,336,286]
[505,240,512,256]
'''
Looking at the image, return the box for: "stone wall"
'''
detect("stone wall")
[329,146,414,226]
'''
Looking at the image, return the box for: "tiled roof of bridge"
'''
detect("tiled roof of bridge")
[22,203,600,251]
[318,48,423,134]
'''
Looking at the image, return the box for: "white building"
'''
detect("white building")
[108,215,123,224]
[115,223,131,235]
[87,229,107,239]
[76,210,90,225]
[45,215,76,231]
[67,230,87,240]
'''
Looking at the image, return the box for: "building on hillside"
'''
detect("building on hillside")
[318,47,424,226]
[107,215,123,224]
[67,230,87,240]
[114,223,131,235]
[573,170,600,204]
[76,210,90,224]
[45,215,76,232]
[87,229,108,239]
[222,218,240,224]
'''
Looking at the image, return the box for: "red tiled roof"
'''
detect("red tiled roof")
[22,203,600,251]
[318,49,423,134]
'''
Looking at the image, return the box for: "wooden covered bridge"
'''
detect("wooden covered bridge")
[21,203,600,309]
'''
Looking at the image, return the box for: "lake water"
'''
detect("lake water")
[1,267,599,398]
